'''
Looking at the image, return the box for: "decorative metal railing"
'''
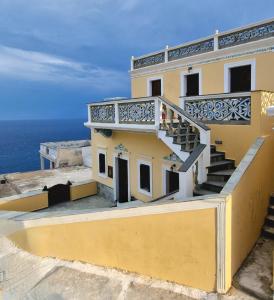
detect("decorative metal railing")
[218,21,274,49]
[89,98,157,125]
[119,100,155,124]
[168,38,214,61]
[183,93,251,124]
[131,19,274,70]
[90,104,115,123]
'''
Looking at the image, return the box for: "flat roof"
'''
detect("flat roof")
[41,140,90,149]
[0,166,92,198]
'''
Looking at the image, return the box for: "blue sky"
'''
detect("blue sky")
[0,0,273,120]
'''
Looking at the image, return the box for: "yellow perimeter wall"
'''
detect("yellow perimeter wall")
[0,192,48,212]
[225,135,274,285]
[9,207,217,292]
[93,130,175,202]
[70,181,97,201]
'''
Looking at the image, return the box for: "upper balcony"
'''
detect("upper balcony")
[130,18,274,72]
[85,96,208,134]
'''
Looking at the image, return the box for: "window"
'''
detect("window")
[180,69,202,98]
[98,150,107,177]
[224,59,256,93]
[230,65,251,92]
[186,73,199,96]
[147,77,163,96]
[138,160,152,196]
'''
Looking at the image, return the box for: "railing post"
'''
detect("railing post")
[88,105,91,123]
[214,29,219,51]
[115,103,119,124]
[165,45,169,63]
[131,56,134,71]
[154,99,160,128]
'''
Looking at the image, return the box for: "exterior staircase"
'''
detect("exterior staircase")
[194,145,236,196]
[262,195,274,239]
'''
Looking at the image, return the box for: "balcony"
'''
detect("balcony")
[85,97,158,131]
[181,92,251,125]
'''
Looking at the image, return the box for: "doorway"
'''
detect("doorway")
[166,170,179,194]
[116,157,129,203]
[230,65,251,92]
[186,73,199,96]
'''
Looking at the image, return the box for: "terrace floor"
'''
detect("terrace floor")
[40,195,114,213]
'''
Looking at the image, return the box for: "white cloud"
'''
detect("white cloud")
[0,46,128,91]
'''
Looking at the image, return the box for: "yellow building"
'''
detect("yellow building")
[3,18,274,296]
[85,18,274,204]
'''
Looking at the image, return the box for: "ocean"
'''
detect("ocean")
[0,119,89,175]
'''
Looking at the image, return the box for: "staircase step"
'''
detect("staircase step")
[207,160,235,173]
[268,205,274,215]
[207,169,235,182]
[210,152,225,162]
[193,188,216,196]
[270,195,274,205]
[262,226,274,239]
[210,145,216,153]
[265,215,274,227]
[201,181,226,193]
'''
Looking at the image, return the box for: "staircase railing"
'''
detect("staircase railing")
[156,97,211,198]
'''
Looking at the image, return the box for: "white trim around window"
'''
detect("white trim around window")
[146,76,163,96]
[137,159,152,197]
[224,59,256,93]
[180,68,202,97]
[97,149,107,178]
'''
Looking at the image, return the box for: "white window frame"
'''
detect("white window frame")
[137,159,152,197]
[147,76,163,97]
[180,68,202,97]
[224,59,256,93]
[98,149,107,178]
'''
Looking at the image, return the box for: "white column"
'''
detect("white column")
[49,161,53,169]
[200,129,211,168]
[40,156,45,170]
[197,153,207,184]
[175,168,193,199]
[131,56,134,71]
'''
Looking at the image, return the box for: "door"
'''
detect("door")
[45,182,71,206]
[166,170,179,194]
[151,79,162,96]
[117,158,128,203]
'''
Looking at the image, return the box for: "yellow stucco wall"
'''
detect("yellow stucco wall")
[70,181,97,201]
[227,135,274,280]
[0,192,48,212]
[93,130,176,202]
[9,207,217,292]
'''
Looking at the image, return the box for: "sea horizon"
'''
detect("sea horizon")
[0,119,90,175]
